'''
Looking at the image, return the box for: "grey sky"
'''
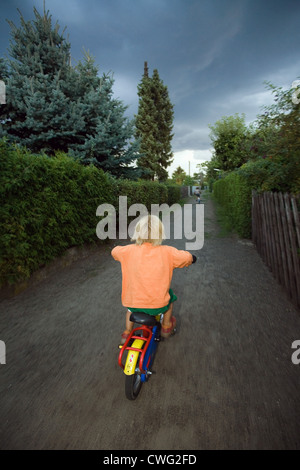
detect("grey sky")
[1,0,300,175]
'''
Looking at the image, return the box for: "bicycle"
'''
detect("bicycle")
[118,311,174,400]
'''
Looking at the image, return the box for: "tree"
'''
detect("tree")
[0,5,140,179]
[172,166,186,185]
[0,6,82,154]
[250,81,300,192]
[135,62,174,181]
[208,114,249,172]
[198,157,221,180]
[0,58,9,81]
[183,175,196,186]
[69,52,141,178]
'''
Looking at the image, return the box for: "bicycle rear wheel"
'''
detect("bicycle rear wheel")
[125,370,142,400]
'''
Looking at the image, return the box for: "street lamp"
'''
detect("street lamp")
[214,168,222,179]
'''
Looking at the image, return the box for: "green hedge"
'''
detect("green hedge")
[116,179,168,209]
[0,141,182,285]
[162,181,181,205]
[213,172,252,238]
[0,142,115,284]
[212,156,300,239]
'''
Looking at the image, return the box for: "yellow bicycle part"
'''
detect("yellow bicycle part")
[124,338,145,376]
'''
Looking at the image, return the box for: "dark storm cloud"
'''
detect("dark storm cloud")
[1,0,300,169]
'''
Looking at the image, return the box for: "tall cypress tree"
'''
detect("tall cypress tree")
[135,62,174,181]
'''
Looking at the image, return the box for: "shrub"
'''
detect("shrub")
[213,156,300,239]
[0,141,182,285]
[116,179,168,209]
[0,142,114,285]
[213,172,252,238]
[161,181,181,205]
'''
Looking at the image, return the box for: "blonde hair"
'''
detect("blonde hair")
[131,214,166,246]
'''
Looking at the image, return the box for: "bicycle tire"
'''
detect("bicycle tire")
[125,370,142,400]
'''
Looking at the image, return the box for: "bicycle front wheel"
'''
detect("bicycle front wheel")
[125,370,142,400]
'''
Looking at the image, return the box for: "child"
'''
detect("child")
[111,214,197,344]
[194,187,201,204]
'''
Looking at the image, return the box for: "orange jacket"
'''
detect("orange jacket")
[112,243,193,308]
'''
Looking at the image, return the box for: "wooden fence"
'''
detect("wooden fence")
[252,191,300,309]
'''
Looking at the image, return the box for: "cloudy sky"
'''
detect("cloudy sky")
[1,0,300,176]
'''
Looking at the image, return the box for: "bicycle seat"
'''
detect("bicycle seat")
[129,311,158,326]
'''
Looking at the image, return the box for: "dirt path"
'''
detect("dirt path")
[0,193,300,450]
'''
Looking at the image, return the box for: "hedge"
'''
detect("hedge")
[213,156,300,239]
[213,172,252,238]
[0,141,181,285]
[116,179,168,209]
[162,181,181,206]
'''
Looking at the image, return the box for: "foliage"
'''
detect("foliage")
[0,6,140,179]
[162,180,181,205]
[237,157,297,193]
[213,172,252,238]
[210,81,300,232]
[208,113,249,172]
[135,63,174,181]
[213,152,300,239]
[69,53,142,178]
[116,179,166,209]
[171,166,186,185]
[246,81,300,193]
[0,140,182,285]
[0,140,114,285]
[183,175,196,186]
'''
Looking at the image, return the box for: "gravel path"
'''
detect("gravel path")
[0,193,299,450]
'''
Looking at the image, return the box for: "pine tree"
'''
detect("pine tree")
[0,6,83,153]
[135,62,174,181]
[0,58,8,106]
[70,52,141,178]
[0,58,9,81]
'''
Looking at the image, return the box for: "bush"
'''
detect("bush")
[0,142,115,285]
[237,158,297,193]
[116,180,168,209]
[213,156,300,239]
[163,182,181,206]
[213,172,252,238]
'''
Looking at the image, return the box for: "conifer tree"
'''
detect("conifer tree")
[135,62,174,181]
[0,6,83,154]
[0,5,140,178]
[70,52,141,178]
